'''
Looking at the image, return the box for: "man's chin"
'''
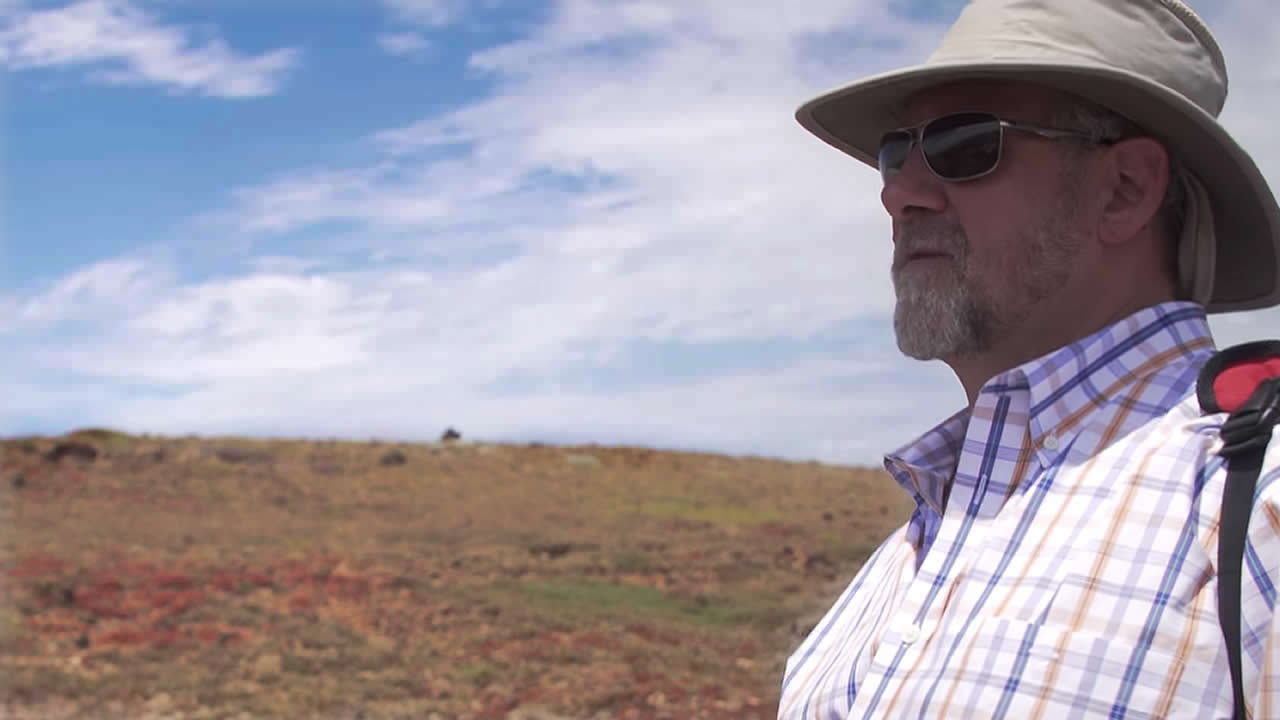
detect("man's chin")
[894,337,946,361]
[893,301,966,361]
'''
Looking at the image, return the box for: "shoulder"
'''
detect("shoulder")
[1069,390,1271,505]
[1188,390,1280,555]
[1082,391,1223,474]
[1175,392,1280,483]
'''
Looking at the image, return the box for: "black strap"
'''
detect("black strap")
[1217,377,1280,720]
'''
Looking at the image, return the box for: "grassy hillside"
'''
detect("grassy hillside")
[0,430,912,720]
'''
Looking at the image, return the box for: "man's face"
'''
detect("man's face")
[881,82,1093,362]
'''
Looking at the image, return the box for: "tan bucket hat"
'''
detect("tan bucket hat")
[795,0,1280,314]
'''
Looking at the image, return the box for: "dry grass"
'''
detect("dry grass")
[0,431,911,720]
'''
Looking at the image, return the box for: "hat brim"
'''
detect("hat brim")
[796,59,1280,314]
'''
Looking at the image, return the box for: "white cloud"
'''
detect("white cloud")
[195,1,935,348]
[1,254,959,463]
[0,0,299,97]
[376,31,429,56]
[15,259,165,328]
[7,0,1280,467]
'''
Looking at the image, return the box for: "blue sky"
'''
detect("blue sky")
[4,0,1279,466]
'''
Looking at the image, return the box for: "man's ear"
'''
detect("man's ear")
[1097,137,1170,248]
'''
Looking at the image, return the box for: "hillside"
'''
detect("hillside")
[0,430,912,720]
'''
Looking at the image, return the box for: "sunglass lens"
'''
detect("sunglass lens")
[878,130,913,182]
[921,112,1002,180]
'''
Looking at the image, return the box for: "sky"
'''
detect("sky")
[3,0,1279,468]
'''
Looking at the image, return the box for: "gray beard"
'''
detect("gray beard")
[890,214,1078,362]
[892,259,989,360]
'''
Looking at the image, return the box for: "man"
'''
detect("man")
[778,0,1280,718]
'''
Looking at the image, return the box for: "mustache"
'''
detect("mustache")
[891,222,967,271]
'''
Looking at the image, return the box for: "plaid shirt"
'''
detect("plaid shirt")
[778,302,1280,719]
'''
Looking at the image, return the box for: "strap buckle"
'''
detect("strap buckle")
[1220,378,1280,458]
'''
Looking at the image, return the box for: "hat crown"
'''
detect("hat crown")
[930,0,1227,118]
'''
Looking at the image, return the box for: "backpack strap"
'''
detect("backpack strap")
[1196,340,1280,720]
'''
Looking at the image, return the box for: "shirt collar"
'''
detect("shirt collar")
[884,301,1216,511]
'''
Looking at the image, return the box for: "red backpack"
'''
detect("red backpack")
[1195,340,1280,720]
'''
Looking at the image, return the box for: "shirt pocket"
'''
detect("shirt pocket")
[961,616,1231,719]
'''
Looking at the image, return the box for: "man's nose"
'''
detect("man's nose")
[880,145,948,220]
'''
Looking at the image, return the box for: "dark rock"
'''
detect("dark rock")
[45,441,98,463]
[61,587,75,606]
[387,576,417,590]
[529,542,573,559]
[75,634,89,649]
[804,552,833,571]
[214,446,273,464]
[379,449,408,467]
[11,474,25,489]
[440,427,462,442]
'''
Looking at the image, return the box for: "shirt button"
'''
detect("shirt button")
[900,624,921,644]
[1042,434,1059,451]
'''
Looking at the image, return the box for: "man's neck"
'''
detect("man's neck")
[947,297,1178,408]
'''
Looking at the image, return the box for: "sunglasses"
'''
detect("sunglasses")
[878,111,1110,183]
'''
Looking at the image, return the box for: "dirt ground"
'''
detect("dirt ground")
[0,429,912,720]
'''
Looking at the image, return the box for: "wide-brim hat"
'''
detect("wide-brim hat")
[795,0,1280,314]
